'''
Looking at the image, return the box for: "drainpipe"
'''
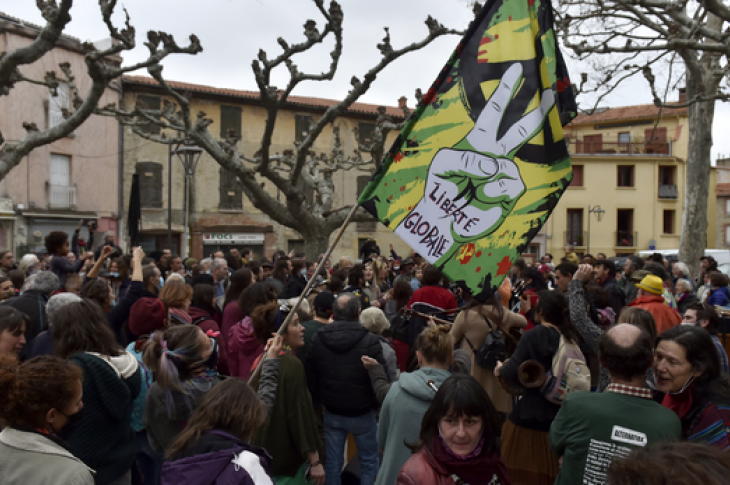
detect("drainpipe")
[109,80,125,250]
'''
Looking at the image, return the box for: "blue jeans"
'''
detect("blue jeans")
[324,410,379,485]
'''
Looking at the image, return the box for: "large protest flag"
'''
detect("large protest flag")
[358,0,577,301]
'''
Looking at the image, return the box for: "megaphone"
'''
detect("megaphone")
[518,360,546,388]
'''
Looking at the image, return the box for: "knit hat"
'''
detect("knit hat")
[184,257,197,269]
[538,264,551,275]
[630,269,650,282]
[129,297,167,336]
[636,275,664,295]
[313,291,335,315]
[360,307,390,335]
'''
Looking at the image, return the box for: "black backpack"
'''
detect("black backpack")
[464,314,507,371]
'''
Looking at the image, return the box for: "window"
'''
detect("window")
[726,199,730,215]
[570,165,584,187]
[219,167,243,210]
[618,132,630,145]
[136,162,163,208]
[617,165,634,187]
[617,209,635,246]
[357,175,377,231]
[663,210,675,234]
[288,239,305,255]
[644,127,668,154]
[295,114,314,143]
[658,165,678,198]
[726,226,730,246]
[566,209,584,246]
[220,105,242,139]
[358,122,376,146]
[48,82,70,128]
[50,154,70,187]
[135,95,161,135]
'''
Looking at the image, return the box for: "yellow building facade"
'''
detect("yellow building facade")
[120,76,415,261]
[536,100,717,259]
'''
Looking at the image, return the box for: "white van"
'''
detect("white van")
[637,249,730,266]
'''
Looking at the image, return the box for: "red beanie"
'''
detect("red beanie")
[129,297,167,336]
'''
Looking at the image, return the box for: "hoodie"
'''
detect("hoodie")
[227,316,264,381]
[162,430,273,485]
[375,367,452,485]
[67,352,141,485]
[305,320,385,416]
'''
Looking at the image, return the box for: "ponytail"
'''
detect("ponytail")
[143,325,208,394]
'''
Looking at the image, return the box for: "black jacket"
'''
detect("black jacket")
[600,279,625,323]
[286,274,307,299]
[305,320,385,416]
[6,289,49,359]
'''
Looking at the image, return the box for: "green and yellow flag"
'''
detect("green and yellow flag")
[358,0,577,301]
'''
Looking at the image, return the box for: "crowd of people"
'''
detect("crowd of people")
[0,230,729,485]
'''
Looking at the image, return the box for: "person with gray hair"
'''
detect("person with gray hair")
[18,254,39,276]
[24,292,83,359]
[305,292,385,485]
[5,271,59,359]
[675,277,698,316]
[198,258,212,274]
[210,257,229,309]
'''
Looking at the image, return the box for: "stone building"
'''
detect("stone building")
[0,12,122,254]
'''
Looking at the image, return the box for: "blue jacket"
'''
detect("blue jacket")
[707,286,730,307]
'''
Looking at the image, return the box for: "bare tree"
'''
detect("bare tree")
[106,1,465,258]
[0,0,201,181]
[555,0,730,277]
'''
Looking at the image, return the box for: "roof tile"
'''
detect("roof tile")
[717,183,730,196]
[122,75,405,118]
[570,104,687,125]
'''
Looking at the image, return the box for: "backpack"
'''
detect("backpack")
[464,314,507,371]
[540,332,590,404]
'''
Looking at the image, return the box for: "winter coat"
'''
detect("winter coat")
[676,292,699,316]
[67,352,141,485]
[707,286,730,307]
[397,447,510,485]
[162,430,274,485]
[227,316,264,380]
[0,428,95,485]
[378,335,398,383]
[629,294,682,335]
[305,320,386,416]
[220,301,244,359]
[450,305,527,414]
[188,306,229,375]
[375,367,452,485]
[285,274,307,299]
[144,376,223,454]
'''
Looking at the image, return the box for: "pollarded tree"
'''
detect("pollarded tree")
[104,0,468,259]
[555,0,730,277]
[0,0,201,180]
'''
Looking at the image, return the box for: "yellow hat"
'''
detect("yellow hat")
[636,275,664,295]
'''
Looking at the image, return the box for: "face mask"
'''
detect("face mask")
[204,270,210,275]
[393,266,400,271]
[58,408,84,440]
[155,279,162,290]
[109,272,120,278]
[300,269,307,277]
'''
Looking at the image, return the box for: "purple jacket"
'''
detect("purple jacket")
[161,430,273,485]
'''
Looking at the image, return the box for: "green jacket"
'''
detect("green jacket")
[550,389,681,485]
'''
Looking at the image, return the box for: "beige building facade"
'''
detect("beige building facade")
[0,12,121,254]
[120,76,416,261]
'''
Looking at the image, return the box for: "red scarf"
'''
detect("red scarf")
[169,307,192,325]
[430,434,510,485]
[661,383,695,420]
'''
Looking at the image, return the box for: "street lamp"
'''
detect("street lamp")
[587,205,606,255]
[167,139,203,256]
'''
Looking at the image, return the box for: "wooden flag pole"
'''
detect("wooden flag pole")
[248,203,361,384]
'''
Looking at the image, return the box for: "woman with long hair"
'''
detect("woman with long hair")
[53,299,141,485]
[0,306,28,357]
[365,325,455,485]
[494,290,575,484]
[397,374,510,485]
[251,301,325,484]
[158,279,194,325]
[227,281,278,380]
[142,325,222,454]
[450,291,527,415]
[654,325,730,449]
[161,379,272,485]
[0,354,92,484]
[106,257,131,303]
[385,279,414,372]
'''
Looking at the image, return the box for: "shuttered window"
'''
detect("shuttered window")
[136,162,163,208]
[220,105,242,139]
[295,114,314,142]
[49,82,70,128]
[135,95,161,135]
[219,167,243,210]
[358,122,376,145]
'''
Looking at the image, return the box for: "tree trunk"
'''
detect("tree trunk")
[678,70,716,281]
[302,231,331,262]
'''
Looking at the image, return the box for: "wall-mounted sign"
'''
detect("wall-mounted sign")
[203,233,265,245]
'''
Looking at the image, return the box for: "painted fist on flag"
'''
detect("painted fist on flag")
[395,63,555,262]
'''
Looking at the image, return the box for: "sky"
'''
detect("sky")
[3,0,730,160]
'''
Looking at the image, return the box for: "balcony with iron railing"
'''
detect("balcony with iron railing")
[566,139,672,157]
[616,231,638,248]
[47,184,76,210]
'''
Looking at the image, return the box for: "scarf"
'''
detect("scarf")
[169,307,192,325]
[430,434,509,485]
[661,383,695,420]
